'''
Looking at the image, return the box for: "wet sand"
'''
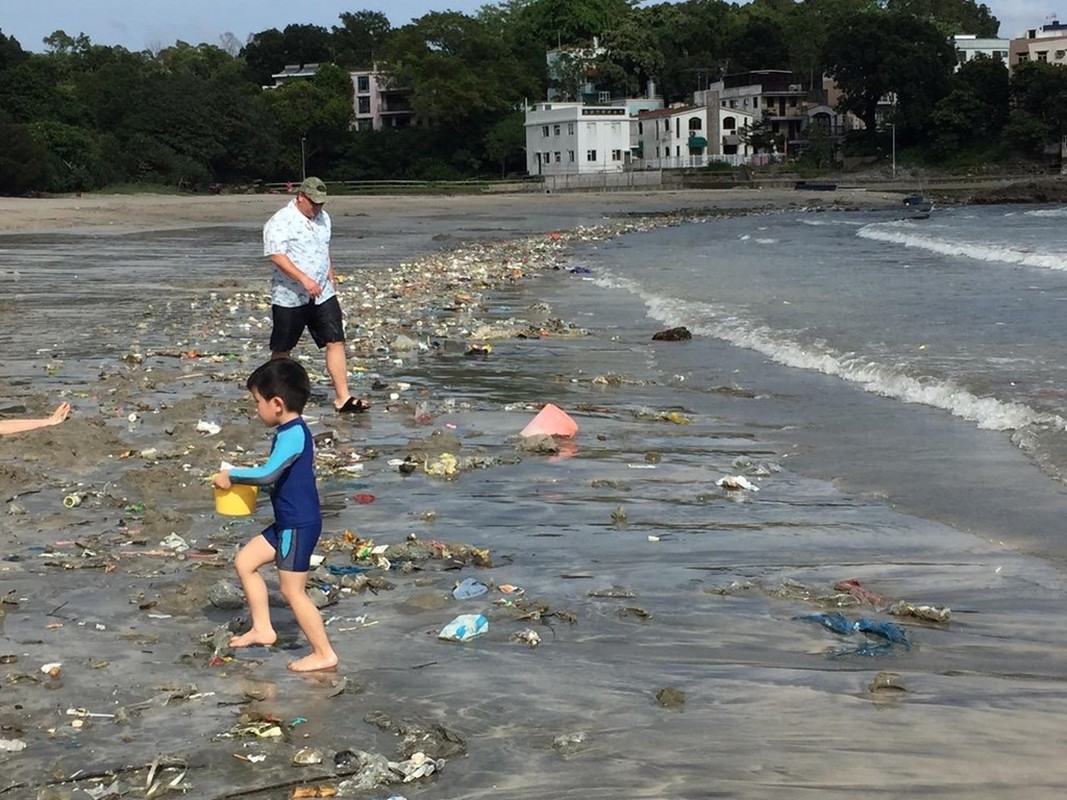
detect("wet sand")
[3,189,1067,799]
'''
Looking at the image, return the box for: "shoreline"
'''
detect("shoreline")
[0,187,903,236]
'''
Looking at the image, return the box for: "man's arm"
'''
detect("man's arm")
[269,253,322,298]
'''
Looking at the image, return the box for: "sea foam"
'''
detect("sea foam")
[857,221,1067,271]
[598,273,1064,435]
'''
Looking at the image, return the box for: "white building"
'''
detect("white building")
[952,34,1011,69]
[524,102,635,175]
[637,105,757,169]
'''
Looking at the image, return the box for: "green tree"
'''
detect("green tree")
[0,29,28,71]
[0,121,49,194]
[596,11,665,98]
[484,111,526,177]
[648,0,735,102]
[824,10,955,146]
[332,11,393,69]
[728,11,791,72]
[884,0,1000,36]
[264,63,352,177]
[507,0,638,52]
[1007,60,1067,156]
[242,24,333,86]
[28,120,104,191]
[380,12,536,133]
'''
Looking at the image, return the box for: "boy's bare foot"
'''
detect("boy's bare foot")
[229,629,277,648]
[287,652,339,673]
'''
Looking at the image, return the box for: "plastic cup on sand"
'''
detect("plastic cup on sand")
[214,484,258,516]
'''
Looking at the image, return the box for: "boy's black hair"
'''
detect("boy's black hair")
[246,358,311,413]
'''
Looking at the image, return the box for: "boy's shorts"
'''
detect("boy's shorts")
[270,296,345,351]
[262,522,322,572]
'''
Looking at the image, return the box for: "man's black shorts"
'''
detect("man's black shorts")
[270,296,345,352]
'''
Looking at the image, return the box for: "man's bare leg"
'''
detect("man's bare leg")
[325,341,352,410]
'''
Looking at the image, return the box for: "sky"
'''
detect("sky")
[0,0,1053,54]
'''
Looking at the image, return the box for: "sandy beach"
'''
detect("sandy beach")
[4,187,1067,800]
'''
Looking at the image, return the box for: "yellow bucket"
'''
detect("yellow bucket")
[214,484,259,516]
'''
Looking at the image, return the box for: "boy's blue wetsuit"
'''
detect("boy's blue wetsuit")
[229,418,321,572]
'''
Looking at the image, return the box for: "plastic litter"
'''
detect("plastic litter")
[795,612,911,657]
[452,578,488,600]
[438,614,488,642]
[888,601,951,623]
[520,403,578,438]
[716,475,759,492]
[834,578,887,607]
[196,420,222,436]
[511,629,540,647]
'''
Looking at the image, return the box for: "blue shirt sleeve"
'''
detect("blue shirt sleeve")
[229,425,306,486]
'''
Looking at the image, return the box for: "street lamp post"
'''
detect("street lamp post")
[890,123,896,180]
[300,136,307,181]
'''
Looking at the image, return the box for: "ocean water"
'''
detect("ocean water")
[547,204,1067,564]
[6,203,1067,798]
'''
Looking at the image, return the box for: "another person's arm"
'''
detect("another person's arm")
[0,402,70,436]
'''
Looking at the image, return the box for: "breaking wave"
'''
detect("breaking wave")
[597,272,1064,435]
[1025,207,1067,218]
[857,221,1067,271]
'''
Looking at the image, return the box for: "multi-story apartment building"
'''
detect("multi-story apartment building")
[524,102,636,175]
[1009,19,1067,70]
[953,34,1011,69]
[350,69,414,131]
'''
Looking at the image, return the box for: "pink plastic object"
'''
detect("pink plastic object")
[520,403,578,438]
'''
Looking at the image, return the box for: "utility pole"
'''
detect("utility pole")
[890,123,896,180]
[300,136,307,181]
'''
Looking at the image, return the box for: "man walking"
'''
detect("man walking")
[263,177,365,413]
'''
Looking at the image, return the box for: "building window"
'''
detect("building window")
[638,121,643,134]
[568,150,575,162]
[723,116,736,130]
[356,118,373,131]
[568,123,575,134]
[542,126,550,137]
[554,151,562,163]
[611,122,620,134]
[356,75,370,93]
[553,124,561,136]
[612,149,622,161]
[586,149,597,161]
[688,117,703,131]
[1037,50,1048,61]
[357,97,370,114]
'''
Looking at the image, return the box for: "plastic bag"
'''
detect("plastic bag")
[438,614,488,642]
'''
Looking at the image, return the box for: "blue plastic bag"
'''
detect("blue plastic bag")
[452,577,489,600]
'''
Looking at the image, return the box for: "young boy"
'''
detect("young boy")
[213,359,338,673]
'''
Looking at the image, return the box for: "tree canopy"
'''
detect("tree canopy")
[1,0,1062,194]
